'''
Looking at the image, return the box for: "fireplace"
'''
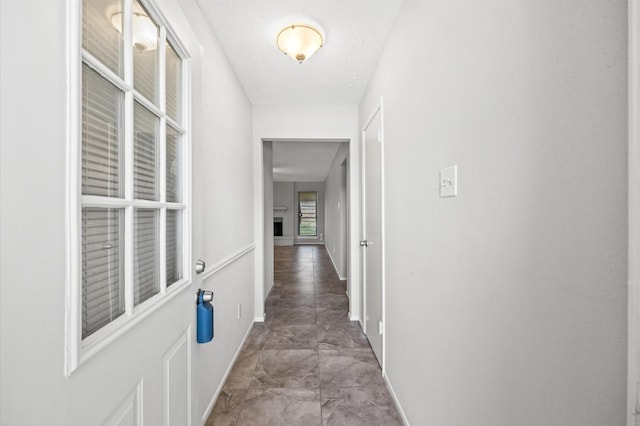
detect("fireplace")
[274,217,283,237]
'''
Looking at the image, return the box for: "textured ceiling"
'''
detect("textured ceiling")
[194,0,405,106]
[272,141,344,182]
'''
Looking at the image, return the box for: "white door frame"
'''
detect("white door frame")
[629,1,640,424]
[254,137,360,321]
[361,97,386,374]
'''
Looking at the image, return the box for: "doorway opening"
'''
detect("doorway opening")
[259,138,355,320]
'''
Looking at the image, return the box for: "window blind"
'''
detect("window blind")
[133,1,158,104]
[82,208,125,339]
[82,65,123,197]
[134,102,159,200]
[166,125,181,202]
[166,209,182,286]
[82,0,124,77]
[166,41,181,122]
[134,208,159,306]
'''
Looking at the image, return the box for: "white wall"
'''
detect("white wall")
[253,105,361,319]
[1,2,69,423]
[273,182,295,246]
[0,0,256,424]
[359,0,628,425]
[324,143,349,279]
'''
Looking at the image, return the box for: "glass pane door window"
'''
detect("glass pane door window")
[298,192,318,236]
[77,0,187,343]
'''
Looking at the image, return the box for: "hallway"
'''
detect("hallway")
[206,245,403,425]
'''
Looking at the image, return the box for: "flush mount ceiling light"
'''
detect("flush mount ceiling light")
[111,12,158,51]
[276,24,324,63]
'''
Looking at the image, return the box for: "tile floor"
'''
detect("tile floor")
[205,245,404,426]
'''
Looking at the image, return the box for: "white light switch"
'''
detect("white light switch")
[440,165,458,198]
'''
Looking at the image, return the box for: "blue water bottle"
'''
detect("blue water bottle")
[196,289,214,343]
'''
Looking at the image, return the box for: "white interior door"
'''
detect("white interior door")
[362,105,384,366]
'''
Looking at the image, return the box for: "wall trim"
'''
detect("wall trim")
[201,322,254,424]
[384,373,410,426]
[264,280,275,302]
[200,243,256,281]
[64,0,82,377]
[325,243,347,280]
[274,236,294,246]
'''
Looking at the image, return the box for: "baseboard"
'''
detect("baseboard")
[325,244,347,280]
[201,323,254,424]
[384,373,410,426]
[264,281,274,300]
[274,237,294,246]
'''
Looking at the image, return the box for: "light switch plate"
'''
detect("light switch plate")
[440,165,458,197]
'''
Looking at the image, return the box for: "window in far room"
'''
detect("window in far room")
[298,191,317,236]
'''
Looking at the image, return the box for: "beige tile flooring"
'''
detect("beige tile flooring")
[205,245,403,426]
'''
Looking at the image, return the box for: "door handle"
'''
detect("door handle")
[195,259,206,274]
[360,240,368,247]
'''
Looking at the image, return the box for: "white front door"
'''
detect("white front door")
[66,1,199,424]
[362,103,384,366]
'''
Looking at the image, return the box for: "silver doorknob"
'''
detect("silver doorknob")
[195,259,206,274]
[360,240,368,247]
[196,289,213,304]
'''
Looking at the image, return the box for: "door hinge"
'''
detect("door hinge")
[378,320,383,335]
